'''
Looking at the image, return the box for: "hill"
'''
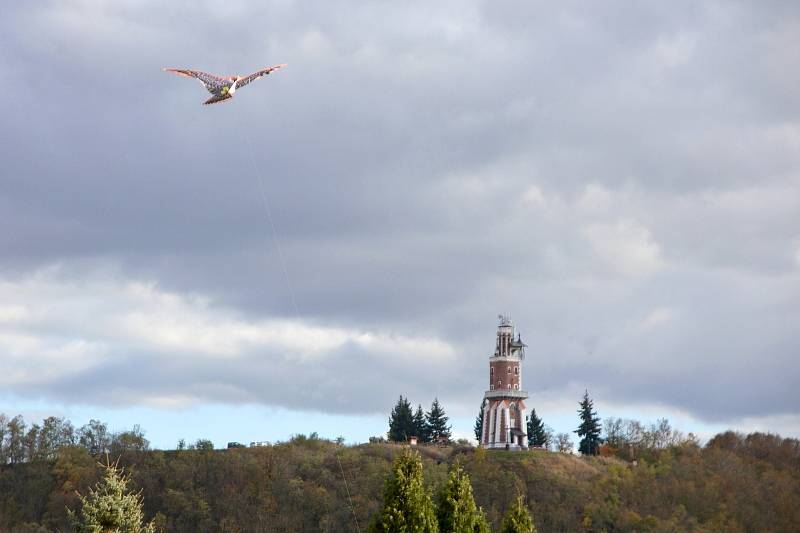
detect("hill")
[1,432,798,531]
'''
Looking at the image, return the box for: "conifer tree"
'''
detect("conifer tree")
[575,390,602,455]
[437,461,490,533]
[388,396,414,442]
[370,448,439,533]
[474,399,486,443]
[414,404,430,443]
[527,409,547,447]
[426,398,452,443]
[68,459,156,533]
[500,495,537,533]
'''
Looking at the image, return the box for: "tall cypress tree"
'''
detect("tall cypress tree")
[500,495,537,533]
[474,399,486,443]
[388,396,414,442]
[426,398,452,443]
[527,409,547,447]
[575,390,602,455]
[437,461,490,533]
[370,448,439,532]
[413,404,429,443]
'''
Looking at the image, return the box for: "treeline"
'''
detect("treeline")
[0,414,148,464]
[385,396,452,444]
[0,421,798,531]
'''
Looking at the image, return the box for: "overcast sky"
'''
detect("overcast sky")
[1,0,798,447]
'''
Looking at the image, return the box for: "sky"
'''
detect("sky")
[1,0,798,449]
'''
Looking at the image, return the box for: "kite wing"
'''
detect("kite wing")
[163,68,227,93]
[235,64,287,90]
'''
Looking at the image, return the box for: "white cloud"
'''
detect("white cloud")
[0,271,456,409]
[583,220,664,277]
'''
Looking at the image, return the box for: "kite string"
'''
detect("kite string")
[243,135,300,318]
[242,133,361,532]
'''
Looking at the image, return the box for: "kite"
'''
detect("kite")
[163,64,287,105]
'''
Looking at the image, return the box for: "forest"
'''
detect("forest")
[0,413,798,531]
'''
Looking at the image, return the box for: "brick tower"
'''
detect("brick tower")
[481,315,528,450]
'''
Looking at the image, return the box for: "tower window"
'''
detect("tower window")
[490,367,494,375]
[507,384,512,390]
[490,384,494,390]
[507,367,511,374]
[514,384,519,390]
[515,366,518,375]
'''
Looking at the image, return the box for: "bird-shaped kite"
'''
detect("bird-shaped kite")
[163,64,287,105]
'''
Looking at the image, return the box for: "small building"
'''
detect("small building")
[408,436,418,446]
[480,315,529,450]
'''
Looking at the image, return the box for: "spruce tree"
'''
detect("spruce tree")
[500,496,537,533]
[388,396,414,442]
[414,404,430,443]
[474,399,486,443]
[68,460,156,533]
[437,461,490,533]
[426,398,452,443]
[575,390,602,455]
[527,409,547,448]
[370,448,439,533]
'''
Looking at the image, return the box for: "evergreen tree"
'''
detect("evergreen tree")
[68,460,156,533]
[474,399,486,443]
[575,390,602,455]
[370,448,439,533]
[414,404,430,443]
[527,409,547,448]
[426,398,452,443]
[437,461,490,533]
[388,396,415,442]
[500,496,537,533]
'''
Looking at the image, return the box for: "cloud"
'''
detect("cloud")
[583,220,664,277]
[0,270,456,413]
[0,1,798,434]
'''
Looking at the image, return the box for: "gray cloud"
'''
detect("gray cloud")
[0,1,798,427]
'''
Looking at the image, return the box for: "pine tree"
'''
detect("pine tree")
[527,409,547,448]
[68,459,156,533]
[575,390,602,455]
[500,496,537,533]
[414,404,430,443]
[388,396,414,442]
[426,398,452,443]
[370,448,439,532]
[474,399,486,443]
[437,461,490,533]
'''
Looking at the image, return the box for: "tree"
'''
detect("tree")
[68,460,156,533]
[6,415,27,464]
[79,419,111,456]
[474,399,486,443]
[555,433,573,453]
[437,461,490,533]
[527,409,547,448]
[388,396,415,442]
[500,495,537,533]
[370,448,438,532]
[414,404,430,443]
[575,390,601,456]
[426,398,452,443]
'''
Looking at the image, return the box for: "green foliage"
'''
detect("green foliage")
[426,398,452,443]
[370,448,438,532]
[474,400,486,443]
[67,460,155,533]
[437,462,489,533]
[500,496,536,533]
[575,390,601,455]
[388,396,415,442]
[526,409,546,448]
[414,405,430,443]
[1,411,800,532]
